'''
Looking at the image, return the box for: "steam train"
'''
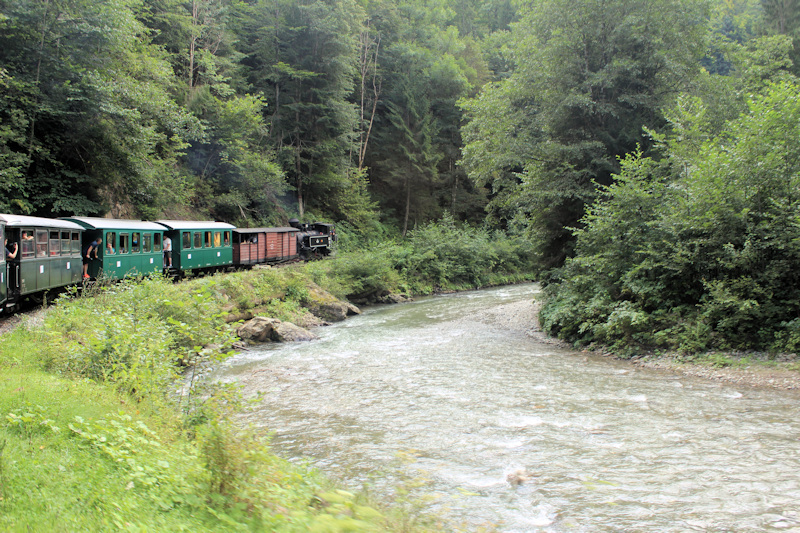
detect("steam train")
[0,214,335,312]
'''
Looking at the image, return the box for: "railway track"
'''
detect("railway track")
[0,302,44,336]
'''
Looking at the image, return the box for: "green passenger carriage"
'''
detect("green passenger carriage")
[155,221,234,273]
[63,217,166,279]
[1,215,83,307]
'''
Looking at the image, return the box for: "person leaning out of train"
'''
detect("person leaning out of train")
[5,238,18,260]
[82,237,102,279]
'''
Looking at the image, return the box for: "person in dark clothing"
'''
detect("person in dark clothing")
[82,238,102,279]
[5,238,18,260]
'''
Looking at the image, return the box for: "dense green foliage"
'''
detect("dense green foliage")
[0,0,504,227]
[307,214,536,300]
[541,81,800,354]
[461,0,711,266]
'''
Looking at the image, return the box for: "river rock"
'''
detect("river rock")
[304,284,360,322]
[237,316,317,343]
[237,316,280,343]
[273,321,317,342]
[378,293,411,304]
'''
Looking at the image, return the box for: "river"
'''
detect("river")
[217,283,800,532]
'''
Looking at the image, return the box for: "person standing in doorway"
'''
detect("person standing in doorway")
[82,237,102,279]
[163,235,172,268]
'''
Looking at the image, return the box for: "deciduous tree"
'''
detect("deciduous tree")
[461,0,710,266]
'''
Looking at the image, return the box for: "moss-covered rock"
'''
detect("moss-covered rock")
[303,283,360,322]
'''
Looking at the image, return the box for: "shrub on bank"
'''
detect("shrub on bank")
[307,215,537,300]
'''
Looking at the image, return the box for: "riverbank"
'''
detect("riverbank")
[7,283,799,393]
[470,298,800,391]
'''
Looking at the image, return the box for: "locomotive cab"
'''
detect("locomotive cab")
[288,219,335,258]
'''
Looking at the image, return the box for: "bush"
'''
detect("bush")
[401,213,535,291]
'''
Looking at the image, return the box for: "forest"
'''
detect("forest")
[3,0,800,352]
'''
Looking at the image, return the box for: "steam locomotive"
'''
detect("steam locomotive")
[289,218,336,258]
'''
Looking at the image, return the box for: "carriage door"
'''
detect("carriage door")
[1,225,6,307]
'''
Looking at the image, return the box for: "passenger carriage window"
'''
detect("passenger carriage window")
[213,232,221,247]
[132,232,140,253]
[182,232,191,249]
[120,233,129,254]
[204,231,212,248]
[36,230,48,257]
[49,231,60,255]
[154,233,162,252]
[21,230,35,259]
[143,233,152,253]
[106,232,117,254]
[224,232,231,246]
[194,232,202,248]
[61,231,70,255]
[71,232,81,253]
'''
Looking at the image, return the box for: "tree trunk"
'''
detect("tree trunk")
[27,0,51,162]
[295,82,304,218]
[189,0,198,87]
[357,25,381,171]
[296,146,304,218]
[450,159,457,213]
[402,172,411,238]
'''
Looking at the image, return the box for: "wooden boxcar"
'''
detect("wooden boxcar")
[232,227,299,266]
[1,215,84,305]
[63,217,167,279]
[155,221,234,272]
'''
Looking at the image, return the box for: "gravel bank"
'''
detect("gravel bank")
[0,307,48,336]
[470,298,800,392]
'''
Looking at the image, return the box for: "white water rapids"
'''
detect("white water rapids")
[216,284,800,532]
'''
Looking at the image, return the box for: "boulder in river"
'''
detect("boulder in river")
[237,316,316,344]
[274,321,317,342]
[237,316,280,343]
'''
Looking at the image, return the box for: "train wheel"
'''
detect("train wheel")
[27,291,46,305]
